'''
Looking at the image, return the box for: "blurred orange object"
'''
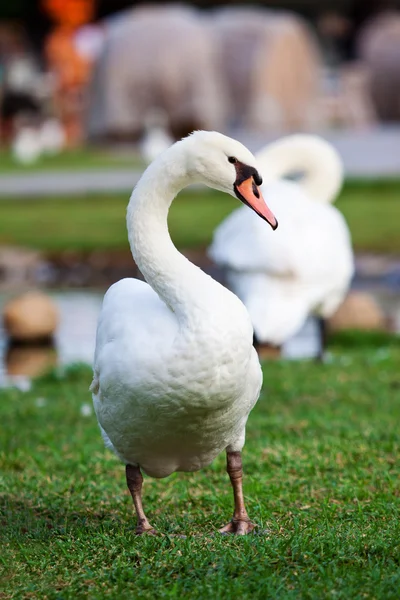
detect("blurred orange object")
[42,0,95,29]
[45,27,92,146]
[45,27,91,90]
[42,0,96,146]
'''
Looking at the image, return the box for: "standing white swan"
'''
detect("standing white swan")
[209,135,354,353]
[91,131,278,535]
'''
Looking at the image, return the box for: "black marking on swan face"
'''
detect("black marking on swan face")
[231,159,263,187]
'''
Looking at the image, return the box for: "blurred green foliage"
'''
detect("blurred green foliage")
[0,179,399,254]
[0,148,143,173]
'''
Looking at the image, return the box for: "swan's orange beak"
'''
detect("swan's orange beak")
[234,177,278,230]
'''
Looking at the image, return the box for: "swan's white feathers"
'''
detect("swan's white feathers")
[183,131,260,194]
[209,137,354,345]
[257,134,344,204]
[92,132,263,479]
[93,276,260,477]
[188,130,257,166]
[211,180,352,279]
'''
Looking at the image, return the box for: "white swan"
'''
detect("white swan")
[209,135,354,353]
[139,109,174,164]
[91,131,278,535]
[12,126,42,165]
[38,119,65,156]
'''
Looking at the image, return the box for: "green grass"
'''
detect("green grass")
[0,148,143,174]
[0,179,399,255]
[0,189,236,253]
[1,333,399,598]
[335,180,400,254]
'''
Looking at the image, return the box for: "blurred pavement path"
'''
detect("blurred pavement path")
[0,169,141,198]
[240,126,400,178]
[0,127,399,198]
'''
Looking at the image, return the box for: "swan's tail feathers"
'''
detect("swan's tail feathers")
[89,373,100,395]
[248,291,310,346]
[256,134,344,205]
[226,271,310,346]
[98,425,122,459]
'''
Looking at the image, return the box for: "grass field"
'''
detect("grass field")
[0,148,143,173]
[1,332,399,599]
[0,179,399,255]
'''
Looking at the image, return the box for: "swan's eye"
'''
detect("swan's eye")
[228,156,238,164]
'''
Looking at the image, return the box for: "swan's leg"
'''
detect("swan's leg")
[253,333,281,360]
[316,317,327,363]
[126,465,156,534]
[219,451,256,535]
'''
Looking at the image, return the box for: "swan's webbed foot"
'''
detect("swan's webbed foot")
[219,518,256,535]
[135,518,157,535]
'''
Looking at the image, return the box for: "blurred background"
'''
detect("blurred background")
[0,0,399,383]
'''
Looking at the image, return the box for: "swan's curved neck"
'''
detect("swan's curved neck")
[256,135,343,204]
[127,144,216,321]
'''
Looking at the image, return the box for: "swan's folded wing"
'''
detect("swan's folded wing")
[209,181,353,284]
[209,206,297,274]
[92,278,178,383]
[209,182,304,275]
[226,271,310,344]
[288,202,354,285]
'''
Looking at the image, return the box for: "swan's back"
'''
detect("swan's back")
[210,180,352,280]
[209,180,353,343]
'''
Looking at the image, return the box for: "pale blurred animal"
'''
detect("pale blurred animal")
[211,7,322,131]
[88,5,226,140]
[91,131,278,535]
[209,135,354,352]
[357,11,400,122]
[38,119,66,155]
[12,126,42,165]
[139,110,174,164]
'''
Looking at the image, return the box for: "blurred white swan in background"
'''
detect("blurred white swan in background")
[12,119,65,165]
[12,126,42,165]
[209,134,354,355]
[91,131,278,535]
[38,119,66,156]
[139,109,174,163]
